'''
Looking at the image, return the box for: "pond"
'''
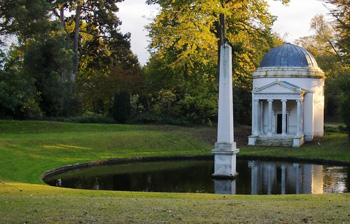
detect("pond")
[43,158,350,195]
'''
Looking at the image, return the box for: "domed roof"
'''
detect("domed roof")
[259,43,318,68]
[253,43,324,79]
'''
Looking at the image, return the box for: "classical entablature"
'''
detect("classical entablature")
[253,80,309,100]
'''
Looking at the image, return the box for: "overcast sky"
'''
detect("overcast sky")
[118,0,330,65]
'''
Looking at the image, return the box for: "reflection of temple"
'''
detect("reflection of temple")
[248,161,324,195]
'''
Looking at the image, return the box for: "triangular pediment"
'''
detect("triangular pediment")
[254,80,309,94]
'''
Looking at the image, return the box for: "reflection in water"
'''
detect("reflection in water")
[248,161,325,195]
[214,179,236,194]
[44,159,350,195]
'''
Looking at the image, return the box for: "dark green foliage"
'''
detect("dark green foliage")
[42,112,114,124]
[325,79,340,118]
[23,38,68,117]
[337,72,350,140]
[61,96,82,117]
[131,112,192,126]
[340,95,350,140]
[322,0,350,139]
[0,49,42,119]
[0,0,137,121]
[112,91,131,123]
[0,0,55,40]
[233,87,251,125]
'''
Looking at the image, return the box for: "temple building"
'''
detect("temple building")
[248,43,325,147]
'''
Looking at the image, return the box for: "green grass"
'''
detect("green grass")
[240,132,350,161]
[1,120,350,223]
[0,120,210,184]
[1,182,350,223]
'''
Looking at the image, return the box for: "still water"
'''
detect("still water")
[44,159,350,195]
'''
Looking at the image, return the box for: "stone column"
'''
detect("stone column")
[267,99,273,136]
[281,99,287,136]
[260,101,264,135]
[253,99,260,136]
[212,43,239,179]
[301,98,304,135]
[297,99,301,136]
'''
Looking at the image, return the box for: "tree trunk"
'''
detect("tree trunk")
[59,5,68,84]
[71,4,81,84]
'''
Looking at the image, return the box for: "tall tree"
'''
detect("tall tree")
[321,0,350,140]
[144,0,285,124]
[296,15,342,119]
[323,0,350,65]
[0,48,42,118]
[0,0,70,117]
[0,0,54,40]
[51,0,137,115]
[51,0,131,86]
[0,0,138,117]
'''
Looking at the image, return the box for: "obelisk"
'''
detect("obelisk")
[212,42,239,179]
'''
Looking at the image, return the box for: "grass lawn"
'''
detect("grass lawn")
[1,120,350,223]
[240,132,350,162]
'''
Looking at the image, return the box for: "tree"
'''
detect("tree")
[0,0,55,40]
[0,0,138,118]
[77,58,142,115]
[318,0,350,140]
[0,48,42,118]
[323,0,350,65]
[112,91,131,123]
[50,0,131,86]
[144,0,285,124]
[296,15,343,119]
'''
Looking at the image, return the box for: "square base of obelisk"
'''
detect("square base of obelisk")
[211,143,239,179]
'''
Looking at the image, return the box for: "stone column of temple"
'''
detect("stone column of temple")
[301,98,304,135]
[260,101,264,134]
[281,99,287,136]
[297,99,301,136]
[267,99,273,136]
[253,99,260,136]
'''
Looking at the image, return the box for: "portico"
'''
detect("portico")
[249,80,307,147]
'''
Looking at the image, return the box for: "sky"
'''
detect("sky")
[117,0,330,65]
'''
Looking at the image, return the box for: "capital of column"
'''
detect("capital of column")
[267,99,273,102]
[281,99,287,102]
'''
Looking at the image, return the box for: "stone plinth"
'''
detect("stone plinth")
[212,147,239,179]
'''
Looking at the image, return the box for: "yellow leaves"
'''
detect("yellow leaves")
[147,0,274,82]
[148,0,220,66]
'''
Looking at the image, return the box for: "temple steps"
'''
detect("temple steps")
[255,136,294,147]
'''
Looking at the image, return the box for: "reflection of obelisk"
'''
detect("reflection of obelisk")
[212,43,239,178]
